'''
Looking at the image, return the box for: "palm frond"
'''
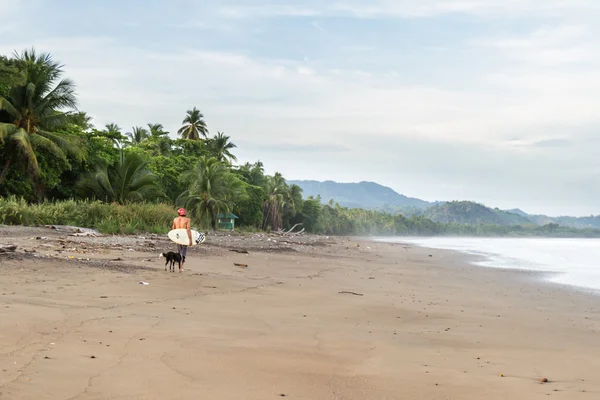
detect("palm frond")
[11,129,39,174]
[0,97,19,119]
[38,129,87,161]
[29,132,66,160]
[37,78,77,114]
[76,151,163,204]
[0,122,17,144]
[39,112,72,130]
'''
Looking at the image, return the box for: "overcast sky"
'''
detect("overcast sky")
[2,0,599,216]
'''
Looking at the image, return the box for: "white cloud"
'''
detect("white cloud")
[330,0,598,18]
[0,0,16,13]
[27,32,594,156]
[208,0,599,20]
[213,3,321,19]
[0,0,23,34]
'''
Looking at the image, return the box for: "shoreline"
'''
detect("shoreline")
[371,236,600,296]
[1,226,599,399]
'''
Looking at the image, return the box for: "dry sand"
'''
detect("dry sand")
[0,226,599,399]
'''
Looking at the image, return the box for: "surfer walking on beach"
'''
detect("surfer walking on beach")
[172,208,193,272]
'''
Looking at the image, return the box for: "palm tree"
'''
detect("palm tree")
[0,49,84,190]
[261,172,289,231]
[126,126,149,145]
[208,131,237,164]
[147,123,168,138]
[76,151,163,204]
[236,161,265,187]
[70,111,93,131]
[286,184,303,215]
[104,123,122,136]
[103,123,127,149]
[178,107,208,140]
[178,156,246,230]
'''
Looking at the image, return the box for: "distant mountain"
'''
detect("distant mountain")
[507,208,529,218]
[288,180,600,229]
[509,209,600,229]
[424,201,533,226]
[545,215,600,229]
[287,180,430,210]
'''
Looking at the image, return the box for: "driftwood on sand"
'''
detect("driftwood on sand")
[229,249,249,254]
[339,291,364,296]
[0,244,17,253]
[44,225,101,237]
[272,223,305,236]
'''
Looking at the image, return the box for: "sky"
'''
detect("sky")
[1,0,600,216]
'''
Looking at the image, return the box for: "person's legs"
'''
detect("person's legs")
[177,245,188,271]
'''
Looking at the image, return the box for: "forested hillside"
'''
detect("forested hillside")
[423,201,533,226]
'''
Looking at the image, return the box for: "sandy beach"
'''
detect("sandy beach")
[0,226,599,399]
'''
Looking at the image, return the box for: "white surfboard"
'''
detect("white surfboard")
[168,229,206,246]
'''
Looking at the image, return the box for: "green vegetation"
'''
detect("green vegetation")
[0,196,173,234]
[422,201,533,226]
[0,50,84,195]
[1,49,599,237]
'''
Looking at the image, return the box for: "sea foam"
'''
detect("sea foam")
[376,237,600,292]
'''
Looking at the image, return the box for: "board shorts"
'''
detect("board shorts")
[177,245,188,261]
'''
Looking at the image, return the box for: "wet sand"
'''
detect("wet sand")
[0,226,599,399]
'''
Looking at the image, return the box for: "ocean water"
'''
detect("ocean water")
[375,237,600,292]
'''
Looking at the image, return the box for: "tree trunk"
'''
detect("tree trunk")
[0,158,12,186]
[33,174,44,202]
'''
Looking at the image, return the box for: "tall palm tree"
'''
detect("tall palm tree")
[261,172,289,231]
[76,151,163,204]
[178,156,246,230]
[0,49,84,189]
[286,184,303,215]
[127,126,149,145]
[178,107,208,140]
[103,123,127,149]
[104,123,122,136]
[208,131,237,164]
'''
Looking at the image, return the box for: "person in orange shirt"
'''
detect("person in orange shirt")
[172,208,192,271]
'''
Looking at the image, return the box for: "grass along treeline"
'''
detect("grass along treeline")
[0,197,175,234]
[2,49,600,238]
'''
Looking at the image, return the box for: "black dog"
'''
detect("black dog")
[160,252,182,272]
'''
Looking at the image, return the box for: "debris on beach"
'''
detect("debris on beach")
[230,249,249,254]
[234,263,248,268]
[138,281,150,285]
[70,232,98,237]
[339,291,364,296]
[0,244,17,253]
[540,378,549,383]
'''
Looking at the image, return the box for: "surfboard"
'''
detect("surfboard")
[168,229,206,246]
